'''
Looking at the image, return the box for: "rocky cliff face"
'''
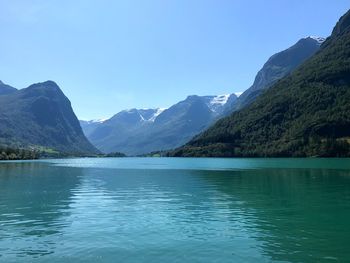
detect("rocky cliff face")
[0,80,98,154]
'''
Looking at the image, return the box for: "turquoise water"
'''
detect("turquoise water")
[0,157,350,262]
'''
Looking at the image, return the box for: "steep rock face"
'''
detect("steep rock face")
[172,10,350,157]
[81,94,237,155]
[233,36,324,111]
[0,81,98,154]
[331,10,350,37]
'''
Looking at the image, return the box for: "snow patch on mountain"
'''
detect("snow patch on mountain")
[210,94,230,106]
[127,108,167,122]
[139,113,146,121]
[82,118,108,124]
[309,36,326,45]
[148,108,166,122]
[204,94,231,113]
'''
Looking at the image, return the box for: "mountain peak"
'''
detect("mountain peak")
[42,80,59,87]
[109,107,165,124]
[185,95,201,101]
[0,80,17,95]
[204,94,231,113]
[148,108,166,122]
[307,36,326,45]
[172,9,350,158]
[24,81,64,99]
[37,80,60,89]
[81,119,108,124]
[209,94,231,105]
[233,35,323,111]
[331,9,350,37]
[0,80,98,154]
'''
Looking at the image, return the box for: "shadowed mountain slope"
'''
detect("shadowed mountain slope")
[0,81,98,154]
[172,10,350,157]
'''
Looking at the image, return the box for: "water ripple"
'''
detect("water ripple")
[0,159,350,262]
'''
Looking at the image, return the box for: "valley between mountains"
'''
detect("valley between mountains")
[1,9,350,158]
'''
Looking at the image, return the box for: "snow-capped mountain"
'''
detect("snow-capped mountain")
[81,119,107,124]
[80,93,237,155]
[137,108,167,122]
[114,108,157,123]
[309,36,326,45]
[105,108,166,125]
[80,36,323,155]
[202,94,230,113]
[148,108,166,122]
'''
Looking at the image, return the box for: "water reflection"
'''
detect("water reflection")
[0,162,83,258]
[199,168,350,262]
[0,160,350,262]
[60,168,270,262]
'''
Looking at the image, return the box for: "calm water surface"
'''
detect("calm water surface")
[0,158,350,262]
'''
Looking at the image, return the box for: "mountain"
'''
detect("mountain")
[82,36,324,156]
[81,94,236,155]
[80,119,108,138]
[231,36,324,112]
[0,80,98,154]
[82,108,162,152]
[171,10,350,157]
[0,80,17,95]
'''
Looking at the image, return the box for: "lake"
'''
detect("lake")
[0,157,350,262]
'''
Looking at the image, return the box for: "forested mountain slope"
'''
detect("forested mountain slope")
[0,81,98,155]
[232,36,323,111]
[172,10,350,157]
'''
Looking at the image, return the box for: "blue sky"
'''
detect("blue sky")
[0,0,349,119]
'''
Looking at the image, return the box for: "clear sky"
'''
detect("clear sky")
[0,0,349,119]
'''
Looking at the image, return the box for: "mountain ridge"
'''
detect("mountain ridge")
[171,10,350,157]
[81,36,323,155]
[0,80,17,95]
[231,36,324,112]
[0,80,99,155]
[81,93,237,155]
